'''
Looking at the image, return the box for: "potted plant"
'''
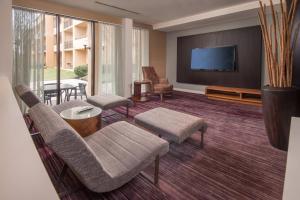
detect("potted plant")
[258,0,300,151]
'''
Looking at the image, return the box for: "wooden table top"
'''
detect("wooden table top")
[134,80,152,84]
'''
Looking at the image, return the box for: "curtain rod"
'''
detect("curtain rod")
[13,6,148,29]
[12,5,121,26]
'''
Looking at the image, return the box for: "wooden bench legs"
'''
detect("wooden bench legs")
[200,131,204,148]
[154,155,160,185]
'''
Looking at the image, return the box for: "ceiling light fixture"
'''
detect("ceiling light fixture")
[94,1,140,15]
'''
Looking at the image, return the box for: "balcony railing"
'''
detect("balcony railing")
[74,37,88,49]
[64,41,73,49]
[64,20,72,29]
[75,35,87,40]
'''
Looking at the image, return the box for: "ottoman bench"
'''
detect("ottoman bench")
[87,95,133,118]
[134,107,208,147]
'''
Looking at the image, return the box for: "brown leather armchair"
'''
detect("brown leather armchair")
[142,66,173,101]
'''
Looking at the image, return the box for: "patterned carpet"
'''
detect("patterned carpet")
[25,91,287,200]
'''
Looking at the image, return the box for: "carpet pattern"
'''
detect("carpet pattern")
[25,91,287,200]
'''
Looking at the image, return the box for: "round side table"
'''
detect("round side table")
[60,106,102,137]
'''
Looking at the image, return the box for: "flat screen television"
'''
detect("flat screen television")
[191,45,236,71]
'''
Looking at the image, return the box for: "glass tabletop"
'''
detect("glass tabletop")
[60,106,102,120]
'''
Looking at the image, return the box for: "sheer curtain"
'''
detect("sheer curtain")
[132,28,149,84]
[98,23,122,95]
[13,8,45,111]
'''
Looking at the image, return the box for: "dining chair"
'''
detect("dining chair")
[68,83,87,100]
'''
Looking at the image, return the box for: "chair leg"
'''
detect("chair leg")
[160,93,163,102]
[200,131,204,148]
[154,155,160,185]
[29,121,34,132]
[58,164,68,181]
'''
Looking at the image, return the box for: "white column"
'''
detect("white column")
[0,0,12,82]
[121,18,133,98]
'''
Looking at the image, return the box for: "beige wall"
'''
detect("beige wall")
[134,22,167,78]
[0,0,13,82]
[149,30,166,78]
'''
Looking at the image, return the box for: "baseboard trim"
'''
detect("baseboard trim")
[174,88,205,95]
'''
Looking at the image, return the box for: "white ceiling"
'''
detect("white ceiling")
[47,0,281,31]
[48,0,257,24]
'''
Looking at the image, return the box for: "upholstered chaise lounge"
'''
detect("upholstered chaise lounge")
[28,103,169,193]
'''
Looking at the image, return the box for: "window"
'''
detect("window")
[13,7,94,106]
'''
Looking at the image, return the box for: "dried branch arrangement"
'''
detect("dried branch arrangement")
[258,0,299,87]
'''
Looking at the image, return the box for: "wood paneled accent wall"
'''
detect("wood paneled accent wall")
[177,26,262,89]
[287,0,300,86]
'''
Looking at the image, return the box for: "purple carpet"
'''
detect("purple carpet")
[25,91,287,200]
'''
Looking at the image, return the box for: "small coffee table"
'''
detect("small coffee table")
[60,106,102,137]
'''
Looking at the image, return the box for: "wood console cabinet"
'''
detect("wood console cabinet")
[205,86,262,106]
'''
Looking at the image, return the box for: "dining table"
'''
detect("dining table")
[43,83,77,103]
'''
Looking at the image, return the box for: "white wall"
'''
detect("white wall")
[166,17,269,94]
[0,77,59,200]
[283,117,300,200]
[0,0,13,82]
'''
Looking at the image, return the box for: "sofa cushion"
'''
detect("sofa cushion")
[15,84,41,108]
[87,95,133,110]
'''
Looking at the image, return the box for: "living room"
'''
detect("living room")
[0,0,299,200]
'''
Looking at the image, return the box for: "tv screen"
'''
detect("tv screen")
[191,46,236,71]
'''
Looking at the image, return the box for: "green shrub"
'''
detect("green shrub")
[74,65,88,78]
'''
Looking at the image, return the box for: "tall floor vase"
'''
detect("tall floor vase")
[262,86,300,151]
